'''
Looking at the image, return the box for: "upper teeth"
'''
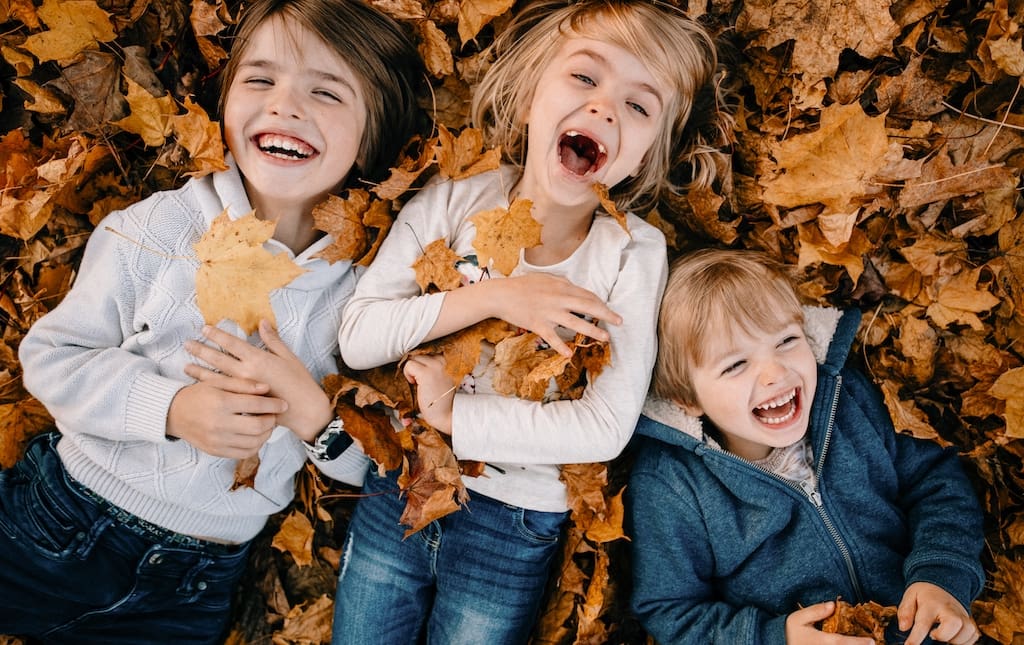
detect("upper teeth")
[756,389,796,410]
[257,134,314,156]
[565,131,606,154]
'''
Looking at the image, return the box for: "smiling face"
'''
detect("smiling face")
[683,320,818,461]
[222,13,367,222]
[516,36,669,213]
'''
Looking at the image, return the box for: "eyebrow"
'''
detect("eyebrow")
[569,48,664,108]
[238,59,358,97]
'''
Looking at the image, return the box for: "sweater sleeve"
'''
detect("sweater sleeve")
[626,464,789,644]
[337,178,452,369]
[18,208,190,443]
[843,367,986,610]
[451,223,667,465]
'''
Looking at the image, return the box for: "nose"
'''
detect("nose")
[588,96,615,124]
[268,87,303,119]
[758,360,786,387]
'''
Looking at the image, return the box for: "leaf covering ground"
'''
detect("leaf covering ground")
[1,0,1023,643]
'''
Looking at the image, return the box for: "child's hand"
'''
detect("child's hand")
[897,582,979,645]
[785,602,875,645]
[167,378,283,458]
[403,354,455,434]
[493,274,621,357]
[184,321,334,442]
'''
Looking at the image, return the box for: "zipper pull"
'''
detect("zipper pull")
[799,479,823,507]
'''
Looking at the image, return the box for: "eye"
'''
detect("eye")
[313,89,343,103]
[627,101,649,117]
[572,73,596,86]
[778,334,801,350]
[243,76,273,87]
[720,359,745,377]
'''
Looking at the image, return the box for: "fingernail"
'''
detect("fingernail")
[202,324,212,335]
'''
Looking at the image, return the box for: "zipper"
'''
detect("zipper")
[704,374,865,601]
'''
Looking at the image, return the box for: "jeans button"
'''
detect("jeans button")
[148,553,164,565]
[197,581,208,591]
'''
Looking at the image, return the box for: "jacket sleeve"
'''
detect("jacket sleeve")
[626,464,789,644]
[842,366,986,610]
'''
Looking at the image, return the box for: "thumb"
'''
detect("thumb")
[792,600,837,627]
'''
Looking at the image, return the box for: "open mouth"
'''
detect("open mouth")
[752,388,800,426]
[254,133,317,160]
[558,131,607,176]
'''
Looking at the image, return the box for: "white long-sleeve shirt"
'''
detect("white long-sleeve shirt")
[19,157,366,544]
[338,166,668,511]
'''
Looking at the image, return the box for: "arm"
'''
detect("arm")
[20,206,241,445]
[450,222,667,465]
[843,368,986,611]
[338,175,620,368]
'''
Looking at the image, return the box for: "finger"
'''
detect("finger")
[945,621,979,645]
[185,339,240,373]
[184,364,271,394]
[557,314,611,343]
[929,615,966,644]
[790,601,837,627]
[897,593,917,632]
[258,319,293,357]
[904,612,935,645]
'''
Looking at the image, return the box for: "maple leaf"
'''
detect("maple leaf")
[230,455,260,490]
[990,368,1024,439]
[21,0,116,63]
[313,189,394,266]
[457,0,514,45]
[435,124,501,180]
[412,238,464,293]
[492,332,558,401]
[112,75,177,147]
[397,428,468,537]
[414,318,516,386]
[372,135,435,200]
[271,510,315,567]
[760,103,890,214]
[169,96,228,177]
[926,267,1001,331]
[819,599,897,644]
[0,396,52,468]
[190,0,234,70]
[194,211,308,334]
[469,197,542,276]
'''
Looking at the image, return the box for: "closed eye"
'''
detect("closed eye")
[778,334,801,350]
[244,77,273,87]
[572,73,596,86]
[720,359,746,377]
[313,89,343,102]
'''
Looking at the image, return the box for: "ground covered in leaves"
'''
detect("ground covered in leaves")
[2,0,1024,643]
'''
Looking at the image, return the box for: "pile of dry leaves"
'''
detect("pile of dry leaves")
[1,0,1023,643]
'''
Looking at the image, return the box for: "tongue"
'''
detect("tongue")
[560,146,592,175]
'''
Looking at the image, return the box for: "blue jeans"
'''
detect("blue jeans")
[331,469,568,645]
[0,433,251,644]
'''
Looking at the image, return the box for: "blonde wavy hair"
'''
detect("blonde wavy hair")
[470,0,731,212]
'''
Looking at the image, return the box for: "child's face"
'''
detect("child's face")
[222,14,367,218]
[682,320,818,461]
[517,36,668,210]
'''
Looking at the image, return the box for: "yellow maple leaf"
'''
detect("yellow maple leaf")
[271,510,315,567]
[112,76,177,147]
[313,189,394,266]
[418,19,454,78]
[21,0,116,63]
[760,103,889,213]
[926,267,1001,331]
[469,197,541,276]
[169,96,228,177]
[194,211,308,334]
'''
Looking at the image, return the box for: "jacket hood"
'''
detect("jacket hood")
[639,306,859,447]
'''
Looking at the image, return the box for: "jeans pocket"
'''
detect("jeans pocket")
[512,507,568,544]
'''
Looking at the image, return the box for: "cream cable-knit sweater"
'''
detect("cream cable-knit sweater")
[19,157,366,544]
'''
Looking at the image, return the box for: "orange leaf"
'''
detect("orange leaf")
[21,0,116,63]
[112,75,177,147]
[271,510,315,567]
[469,197,541,276]
[230,455,259,490]
[592,183,630,236]
[412,238,464,293]
[169,96,228,177]
[194,211,308,334]
[819,599,897,644]
[435,124,501,180]
[397,428,468,536]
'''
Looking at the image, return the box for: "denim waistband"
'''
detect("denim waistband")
[74,480,245,557]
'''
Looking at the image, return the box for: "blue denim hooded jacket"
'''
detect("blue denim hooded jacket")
[625,309,985,644]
